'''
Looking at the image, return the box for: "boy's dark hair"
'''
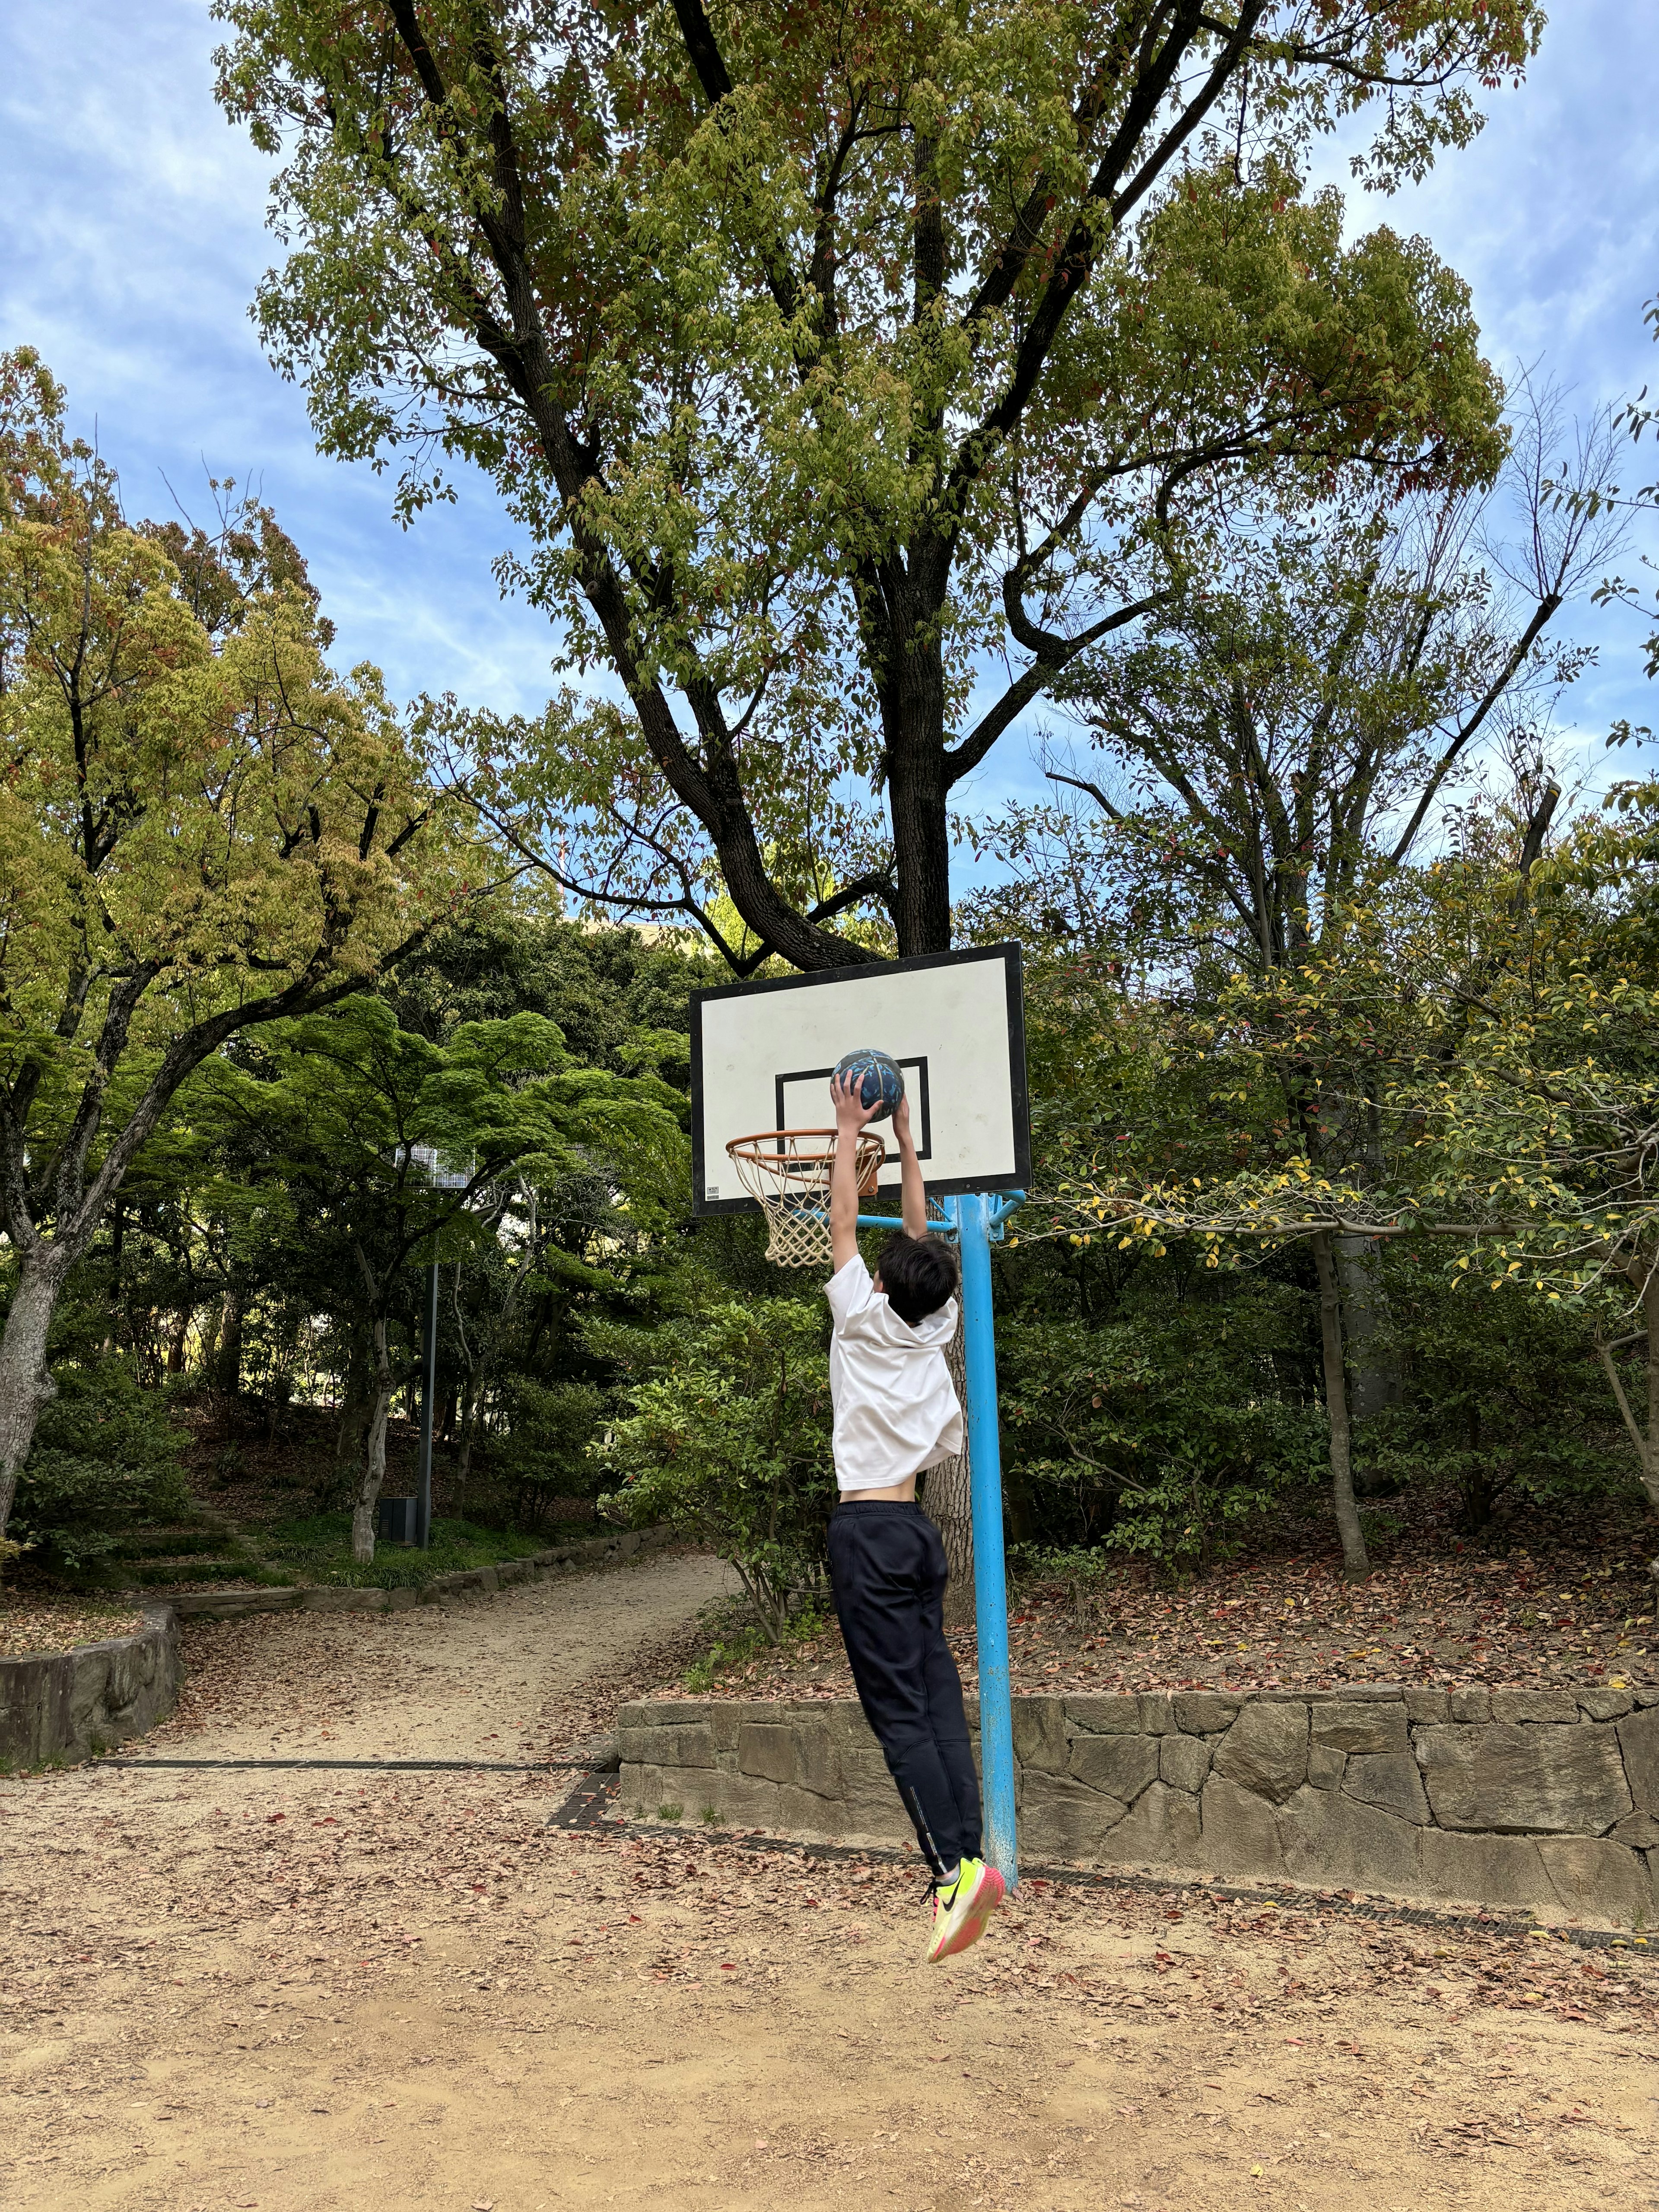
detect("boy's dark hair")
[876,1230,960,1328]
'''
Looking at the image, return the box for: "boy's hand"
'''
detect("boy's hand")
[832,1068,882,1134]
[891,1091,914,1149]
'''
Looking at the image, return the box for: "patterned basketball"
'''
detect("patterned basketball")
[832,1048,905,1123]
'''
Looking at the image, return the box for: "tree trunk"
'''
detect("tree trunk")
[885,635,953,959]
[215,1291,244,1397]
[1335,1235,1403,1421]
[1312,1230,1370,1578]
[350,1319,393,1564]
[456,1376,480,1495]
[166,1306,193,1374]
[923,1319,975,1628]
[198,1295,223,1380]
[325,1332,374,1507]
[0,1252,69,1541]
[1595,1263,1659,1512]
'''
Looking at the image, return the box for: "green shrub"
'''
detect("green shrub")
[1358,1252,1627,1531]
[999,1305,1325,1572]
[489,1376,606,1526]
[595,1298,833,1638]
[12,1359,191,1568]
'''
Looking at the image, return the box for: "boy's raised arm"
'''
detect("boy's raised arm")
[829,1070,879,1272]
[893,1092,928,1239]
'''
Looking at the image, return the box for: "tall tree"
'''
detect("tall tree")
[0,351,456,1540]
[215,0,1532,967]
[197,997,683,1556]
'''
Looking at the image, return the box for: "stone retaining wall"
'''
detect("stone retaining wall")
[164,1522,673,1620]
[0,1608,180,1769]
[620,1684,1659,1929]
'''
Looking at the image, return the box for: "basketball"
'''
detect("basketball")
[833,1047,905,1122]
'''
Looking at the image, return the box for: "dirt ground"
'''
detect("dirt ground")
[3,1552,1658,2212]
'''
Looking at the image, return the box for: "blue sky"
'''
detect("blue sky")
[3,3,1657,834]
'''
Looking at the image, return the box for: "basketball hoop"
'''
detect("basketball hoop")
[724,1128,887,1268]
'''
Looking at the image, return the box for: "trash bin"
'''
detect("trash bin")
[376,1494,418,1545]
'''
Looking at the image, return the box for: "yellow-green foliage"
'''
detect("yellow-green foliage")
[0,349,462,1219]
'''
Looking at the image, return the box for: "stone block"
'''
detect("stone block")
[1343,1752,1431,1825]
[432,1571,484,1599]
[0,1610,181,1767]
[620,1761,670,1815]
[171,1588,301,1618]
[1310,1684,1403,1702]
[1159,1734,1213,1793]
[625,1700,707,1727]
[1306,1743,1347,1791]
[1489,1690,1580,1725]
[837,1703,882,1753]
[1538,1837,1653,1927]
[653,1722,717,1771]
[1099,1782,1203,1872]
[708,1705,743,1753]
[302,1586,388,1611]
[1200,1775,1286,1880]
[1022,1772,1128,1861]
[1404,1689,1450,1723]
[1449,1688,1491,1723]
[1610,1810,1659,1849]
[791,1722,844,1801]
[1138,1691,1176,1735]
[1069,1734,1159,1801]
[1063,1694,1142,1734]
[1279,1783,1420,1894]
[1576,1690,1634,1721]
[702,1773,789,1829]
[1311,1702,1409,1757]
[839,1747,911,1834]
[1617,1705,1659,1813]
[1173,1691,1242,1736]
[1012,1698,1069,1774]
[1211,1701,1308,1805]
[475,1566,500,1592]
[775,1782,852,1834]
[385,1586,418,1611]
[1416,1723,1632,1834]
[1416,1827,1552,1915]
[736,1723,796,1786]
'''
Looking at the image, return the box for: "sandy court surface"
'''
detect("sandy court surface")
[3,1549,1657,2212]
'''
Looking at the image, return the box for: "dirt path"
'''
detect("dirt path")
[140,1549,740,1764]
[3,1551,1657,2212]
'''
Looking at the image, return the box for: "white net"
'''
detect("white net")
[725,1128,888,1268]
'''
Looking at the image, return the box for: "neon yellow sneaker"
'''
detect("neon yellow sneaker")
[926,1856,1005,1964]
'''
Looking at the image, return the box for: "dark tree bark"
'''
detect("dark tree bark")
[1312,1230,1370,1579]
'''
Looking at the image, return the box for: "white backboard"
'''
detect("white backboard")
[690,944,1030,1214]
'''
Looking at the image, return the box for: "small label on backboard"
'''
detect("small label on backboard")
[705,1184,720,1201]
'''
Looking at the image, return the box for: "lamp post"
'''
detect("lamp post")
[409,1146,470,1551]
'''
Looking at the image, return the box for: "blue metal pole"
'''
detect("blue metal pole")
[951,1192,1019,1888]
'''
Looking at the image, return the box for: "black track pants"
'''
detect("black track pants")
[826,1500,982,1873]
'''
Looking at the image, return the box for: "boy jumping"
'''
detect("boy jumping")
[825,1069,1006,1963]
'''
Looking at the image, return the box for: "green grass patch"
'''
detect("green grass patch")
[257,1512,542,1589]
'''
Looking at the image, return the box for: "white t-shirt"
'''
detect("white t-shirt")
[825,1254,963,1492]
